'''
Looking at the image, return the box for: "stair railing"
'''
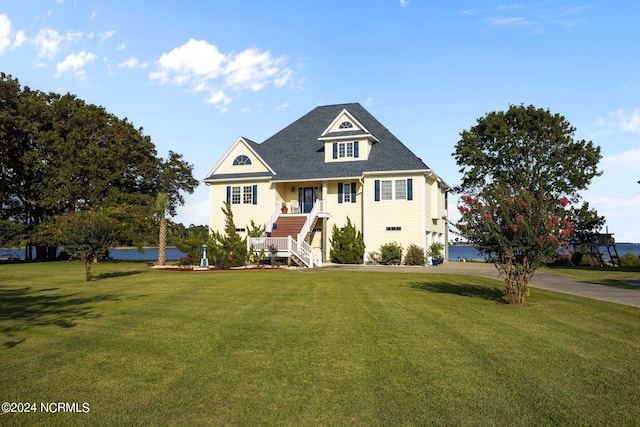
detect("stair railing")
[290,236,314,267]
[266,201,284,234]
[297,199,323,244]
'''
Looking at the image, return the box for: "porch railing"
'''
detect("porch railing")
[247,236,318,268]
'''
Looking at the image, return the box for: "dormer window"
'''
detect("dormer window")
[339,121,353,129]
[233,155,251,166]
[332,141,359,159]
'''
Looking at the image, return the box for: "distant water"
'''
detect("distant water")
[448,243,640,261]
[0,247,186,261]
[2,244,639,262]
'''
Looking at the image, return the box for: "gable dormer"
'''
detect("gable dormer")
[319,108,378,163]
[204,136,274,179]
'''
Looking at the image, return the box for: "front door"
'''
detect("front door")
[298,186,318,213]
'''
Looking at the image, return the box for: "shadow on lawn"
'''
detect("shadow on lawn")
[0,285,124,348]
[409,280,507,303]
[95,270,142,280]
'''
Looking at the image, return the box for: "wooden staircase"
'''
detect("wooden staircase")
[270,215,312,267]
[271,215,307,239]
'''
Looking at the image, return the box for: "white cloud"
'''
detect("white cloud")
[483,16,528,27]
[364,97,374,107]
[205,89,231,106]
[56,50,97,78]
[276,102,289,111]
[118,57,149,69]
[13,30,26,48]
[224,48,289,91]
[33,28,82,59]
[100,30,116,42]
[602,148,640,170]
[464,4,587,32]
[0,14,11,53]
[596,108,640,133]
[150,39,226,85]
[400,0,409,7]
[150,39,293,109]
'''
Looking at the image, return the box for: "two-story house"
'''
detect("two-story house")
[203,103,449,267]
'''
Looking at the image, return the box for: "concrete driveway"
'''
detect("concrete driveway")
[318,262,640,308]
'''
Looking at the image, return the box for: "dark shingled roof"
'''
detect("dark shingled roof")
[206,103,430,181]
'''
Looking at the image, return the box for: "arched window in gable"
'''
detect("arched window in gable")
[339,121,353,129]
[233,155,251,166]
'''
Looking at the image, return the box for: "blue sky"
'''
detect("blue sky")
[2,0,639,241]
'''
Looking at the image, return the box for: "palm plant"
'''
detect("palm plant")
[155,192,170,266]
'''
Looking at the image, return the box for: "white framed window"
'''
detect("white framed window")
[375,178,413,202]
[339,121,353,129]
[227,184,257,205]
[231,186,241,204]
[338,143,346,158]
[381,180,393,200]
[332,141,359,160]
[343,183,352,203]
[338,142,354,158]
[243,186,253,204]
[395,179,407,200]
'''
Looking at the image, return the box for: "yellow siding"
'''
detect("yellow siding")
[362,173,426,262]
[209,181,275,238]
[325,180,363,229]
[215,141,270,175]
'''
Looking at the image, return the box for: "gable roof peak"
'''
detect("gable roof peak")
[321,107,371,137]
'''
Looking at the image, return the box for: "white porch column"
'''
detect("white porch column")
[322,180,329,262]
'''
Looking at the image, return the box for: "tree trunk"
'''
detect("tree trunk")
[497,257,532,305]
[158,216,167,266]
[84,259,92,281]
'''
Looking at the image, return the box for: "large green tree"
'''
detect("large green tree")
[35,210,118,281]
[453,104,602,304]
[0,73,199,259]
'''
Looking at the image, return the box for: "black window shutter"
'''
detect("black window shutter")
[374,180,380,201]
[354,141,359,158]
[252,184,258,204]
[226,186,231,203]
[407,179,413,201]
[338,183,343,203]
[333,143,338,159]
[351,182,356,203]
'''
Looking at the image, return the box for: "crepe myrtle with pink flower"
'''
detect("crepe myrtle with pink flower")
[453,104,602,305]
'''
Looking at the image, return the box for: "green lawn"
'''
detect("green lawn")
[542,265,640,289]
[2,262,640,426]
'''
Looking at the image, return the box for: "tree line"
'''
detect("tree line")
[0,72,199,260]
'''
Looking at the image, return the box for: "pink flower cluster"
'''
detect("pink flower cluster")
[457,194,575,248]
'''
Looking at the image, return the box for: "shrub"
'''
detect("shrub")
[177,255,195,269]
[330,217,365,264]
[367,251,381,265]
[217,256,237,270]
[427,242,445,260]
[404,244,425,266]
[379,242,403,265]
[620,252,640,267]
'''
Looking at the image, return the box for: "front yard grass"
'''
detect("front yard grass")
[542,265,640,289]
[1,261,640,426]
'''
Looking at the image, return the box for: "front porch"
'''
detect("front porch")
[249,198,329,268]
